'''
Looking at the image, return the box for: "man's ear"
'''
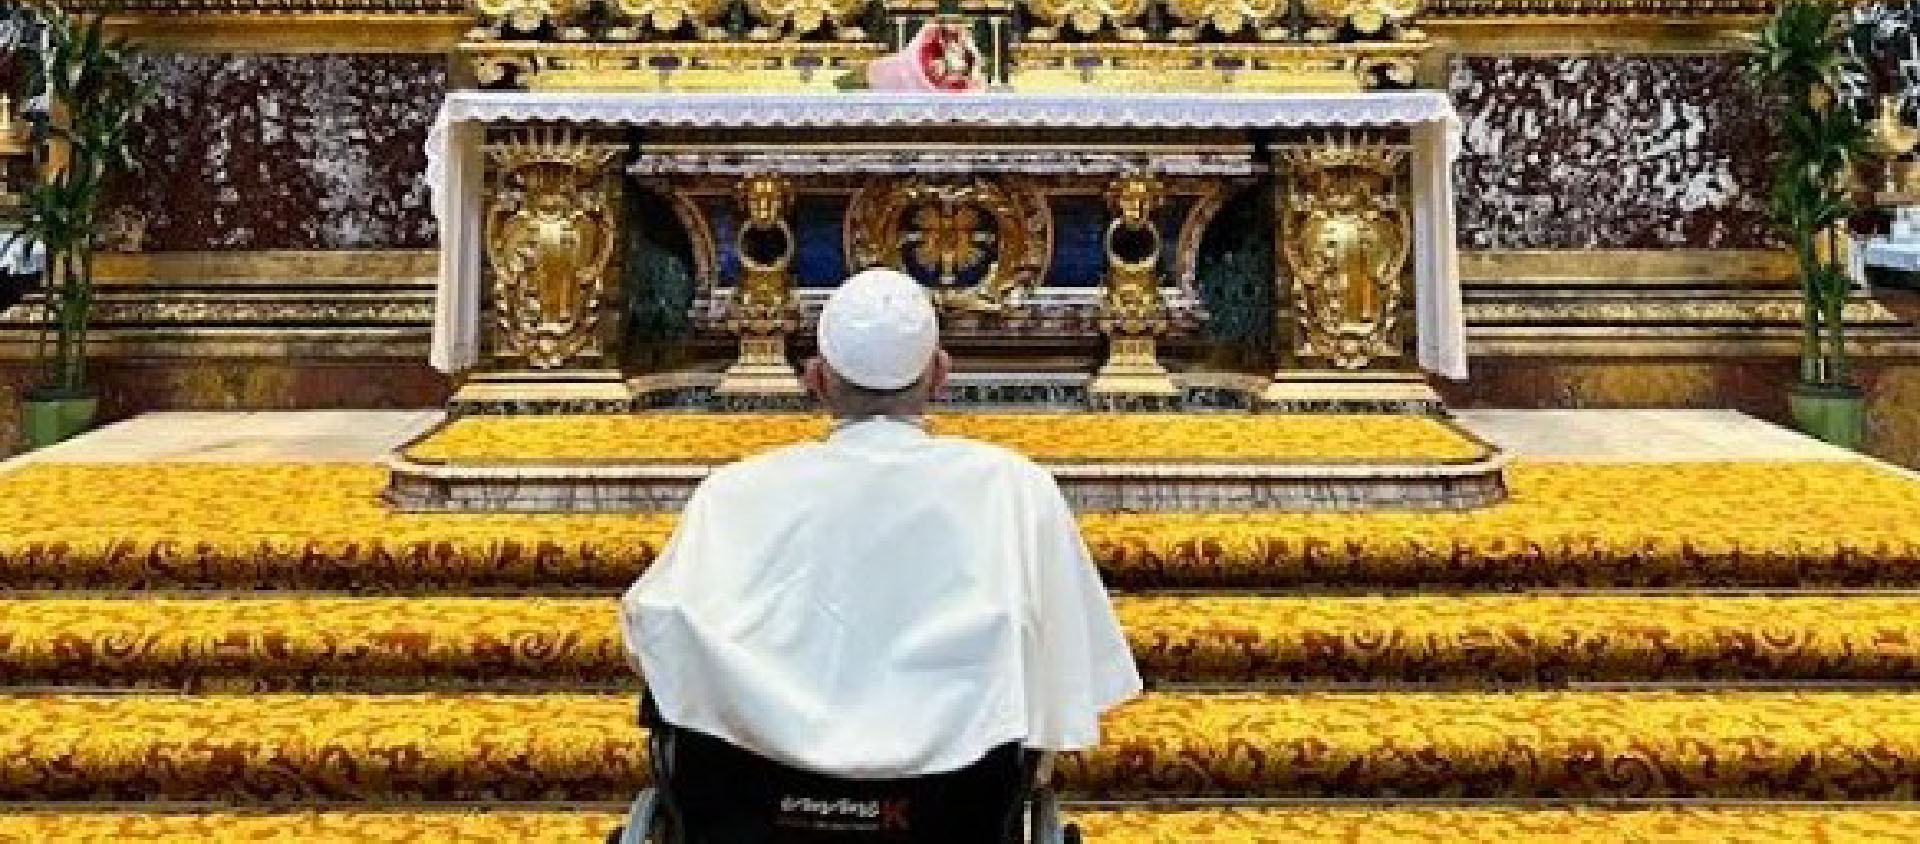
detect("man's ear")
[925,349,951,393]
[802,357,828,399]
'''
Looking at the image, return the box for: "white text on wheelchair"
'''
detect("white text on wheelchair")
[775,796,911,832]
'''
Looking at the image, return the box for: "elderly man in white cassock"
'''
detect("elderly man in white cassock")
[620,268,1140,842]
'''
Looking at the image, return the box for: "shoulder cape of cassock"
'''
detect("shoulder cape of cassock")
[620,417,1142,778]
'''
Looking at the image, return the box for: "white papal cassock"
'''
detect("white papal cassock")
[621,416,1142,779]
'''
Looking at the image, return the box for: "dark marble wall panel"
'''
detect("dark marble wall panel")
[1450,55,1779,250]
[104,53,445,252]
[0,48,18,97]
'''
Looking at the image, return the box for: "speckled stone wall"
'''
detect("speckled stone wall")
[1450,54,1779,250]
[102,53,446,252]
[88,52,1774,253]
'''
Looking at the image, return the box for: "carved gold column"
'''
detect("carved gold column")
[1263,135,1436,409]
[1089,172,1180,403]
[0,97,29,221]
[456,127,632,410]
[715,173,806,398]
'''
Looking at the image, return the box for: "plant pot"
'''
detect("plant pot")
[1789,381,1866,450]
[20,388,98,450]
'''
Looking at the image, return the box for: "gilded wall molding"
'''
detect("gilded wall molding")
[59,2,1769,54]
[1425,0,1766,17]
[1467,327,1920,358]
[99,15,472,53]
[1427,19,1760,55]
[1463,292,1907,325]
[0,249,437,360]
[73,1,461,10]
[0,329,431,360]
[1460,249,1796,286]
[94,250,439,285]
[0,291,435,326]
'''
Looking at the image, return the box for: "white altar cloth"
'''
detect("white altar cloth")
[427,91,1468,378]
[1864,237,1920,272]
[0,223,44,277]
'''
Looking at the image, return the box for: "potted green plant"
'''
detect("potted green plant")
[1751,0,1871,448]
[6,2,151,449]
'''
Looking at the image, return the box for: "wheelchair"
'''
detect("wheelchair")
[610,697,1082,844]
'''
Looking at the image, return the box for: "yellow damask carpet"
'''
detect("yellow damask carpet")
[5,451,1920,838]
[4,690,1918,801]
[2,460,1919,589]
[402,413,1492,463]
[5,806,1920,842]
[5,594,1920,689]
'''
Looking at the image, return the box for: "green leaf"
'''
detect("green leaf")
[13,0,154,391]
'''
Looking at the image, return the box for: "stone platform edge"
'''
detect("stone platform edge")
[380,419,1512,513]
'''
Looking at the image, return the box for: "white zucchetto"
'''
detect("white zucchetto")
[817,268,938,390]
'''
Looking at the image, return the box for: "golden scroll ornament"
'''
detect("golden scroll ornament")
[846,176,1051,314]
[1300,0,1424,40]
[746,0,866,37]
[1024,0,1152,40]
[483,128,622,370]
[1162,0,1287,38]
[473,0,586,35]
[1279,136,1410,370]
[607,0,728,36]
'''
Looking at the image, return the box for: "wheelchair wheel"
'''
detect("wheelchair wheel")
[614,788,662,843]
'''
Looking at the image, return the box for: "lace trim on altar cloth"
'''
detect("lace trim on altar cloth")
[628,151,1262,177]
[434,91,1457,131]
[427,91,1460,223]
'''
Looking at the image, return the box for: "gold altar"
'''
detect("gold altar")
[440,0,1460,412]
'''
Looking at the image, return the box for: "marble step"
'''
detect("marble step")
[4,805,1919,842]
[3,690,1917,801]
[1,460,1918,590]
[6,595,1920,690]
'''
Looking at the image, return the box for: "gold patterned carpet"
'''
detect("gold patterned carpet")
[6,594,1920,690]
[5,451,1920,839]
[4,460,1920,589]
[5,806,1920,843]
[403,413,1492,463]
[4,690,1918,801]
[7,806,1920,842]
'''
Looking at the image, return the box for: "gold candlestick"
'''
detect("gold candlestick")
[0,95,26,156]
[1869,94,1919,194]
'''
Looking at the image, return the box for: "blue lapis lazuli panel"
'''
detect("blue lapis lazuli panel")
[701,197,742,287]
[1048,197,1106,288]
[1158,196,1194,277]
[793,196,849,288]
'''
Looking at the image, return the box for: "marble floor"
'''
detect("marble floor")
[0,408,1872,468]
